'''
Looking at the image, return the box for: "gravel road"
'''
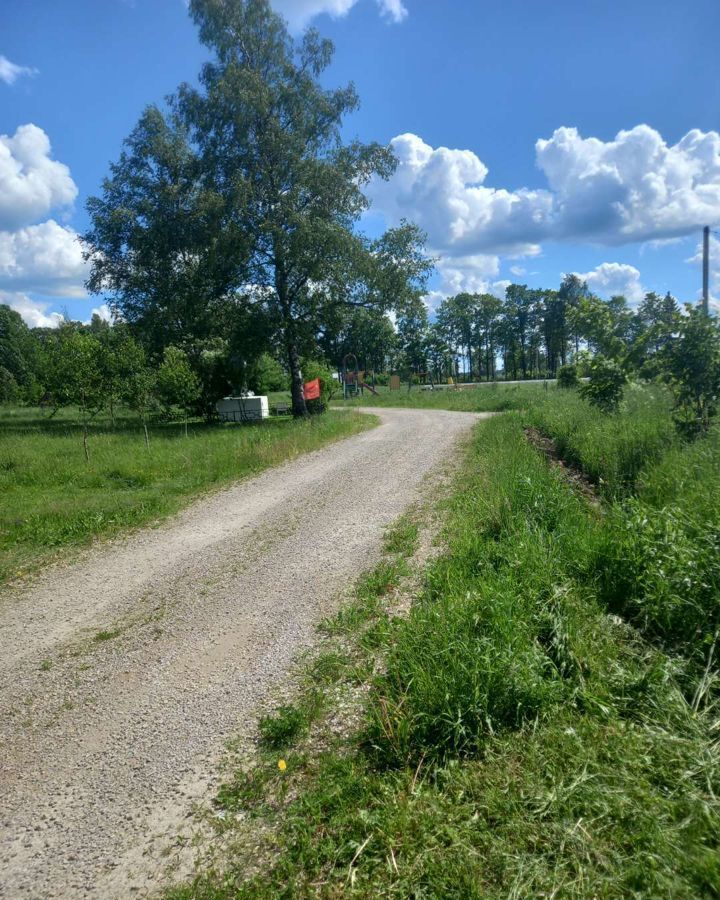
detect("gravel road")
[0,408,485,899]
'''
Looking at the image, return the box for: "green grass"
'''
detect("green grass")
[170,410,720,898]
[0,405,377,584]
[526,383,678,498]
[334,379,556,412]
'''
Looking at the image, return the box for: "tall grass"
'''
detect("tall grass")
[176,413,720,898]
[526,383,677,498]
[0,406,375,584]
[593,426,720,678]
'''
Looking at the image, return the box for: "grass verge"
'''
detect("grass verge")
[169,412,720,898]
[0,406,377,584]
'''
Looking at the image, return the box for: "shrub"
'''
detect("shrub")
[556,363,579,389]
[579,355,627,412]
[664,306,720,437]
[248,352,288,395]
[301,359,336,414]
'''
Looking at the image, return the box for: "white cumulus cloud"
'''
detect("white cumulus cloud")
[0,124,78,230]
[0,290,64,328]
[0,55,38,86]
[368,125,720,261]
[0,219,88,297]
[272,0,407,28]
[573,262,645,304]
[90,303,113,323]
[368,132,551,257]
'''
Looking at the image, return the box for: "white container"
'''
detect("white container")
[216,395,269,422]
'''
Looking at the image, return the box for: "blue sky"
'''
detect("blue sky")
[2,0,720,326]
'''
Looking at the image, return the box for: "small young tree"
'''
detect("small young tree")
[556,363,579,389]
[43,328,104,460]
[120,346,156,448]
[97,325,146,427]
[664,305,720,437]
[156,346,201,435]
[579,355,627,412]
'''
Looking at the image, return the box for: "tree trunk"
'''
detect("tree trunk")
[286,334,308,418]
[83,422,89,463]
[143,418,150,449]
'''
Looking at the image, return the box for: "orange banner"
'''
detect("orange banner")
[303,378,321,400]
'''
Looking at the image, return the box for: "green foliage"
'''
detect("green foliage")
[156,346,201,421]
[663,305,720,436]
[41,327,105,416]
[85,0,430,418]
[247,352,288,395]
[579,354,627,411]
[366,418,589,764]
[556,362,578,388]
[300,359,336,414]
[593,427,720,676]
[259,705,309,750]
[0,366,19,403]
[0,304,40,400]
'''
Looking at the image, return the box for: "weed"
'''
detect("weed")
[93,628,122,642]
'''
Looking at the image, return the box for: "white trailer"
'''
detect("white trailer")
[216,395,269,422]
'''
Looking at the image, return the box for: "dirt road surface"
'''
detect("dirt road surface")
[0,408,485,898]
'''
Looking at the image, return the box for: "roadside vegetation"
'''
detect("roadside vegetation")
[0,407,374,585]
[169,397,720,898]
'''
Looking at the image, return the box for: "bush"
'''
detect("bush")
[0,366,19,403]
[579,355,627,412]
[556,363,579,389]
[301,359,336,414]
[664,306,720,437]
[248,352,288,395]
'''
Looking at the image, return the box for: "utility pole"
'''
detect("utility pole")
[702,225,710,314]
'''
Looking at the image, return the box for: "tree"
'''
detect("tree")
[122,350,156,449]
[157,346,202,434]
[663,305,720,436]
[96,324,147,426]
[0,304,40,401]
[42,327,104,460]
[558,274,588,356]
[474,293,502,380]
[396,294,429,377]
[579,355,627,412]
[247,352,288,394]
[84,0,430,417]
[84,107,246,359]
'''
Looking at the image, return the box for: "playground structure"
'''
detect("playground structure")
[341,352,379,399]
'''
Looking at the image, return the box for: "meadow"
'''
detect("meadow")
[0,405,375,585]
[335,379,553,412]
[173,381,720,898]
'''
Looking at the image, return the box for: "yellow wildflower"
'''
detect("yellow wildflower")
[278,759,287,772]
